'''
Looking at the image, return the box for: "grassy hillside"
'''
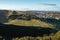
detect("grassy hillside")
[0,10,60,40]
[4,19,60,40]
[5,19,54,28]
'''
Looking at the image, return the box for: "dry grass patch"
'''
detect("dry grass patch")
[5,19,54,28]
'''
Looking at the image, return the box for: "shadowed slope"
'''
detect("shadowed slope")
[39,18,60,30]
[0,23,58,40]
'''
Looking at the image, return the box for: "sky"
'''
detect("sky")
[0,0,60,11]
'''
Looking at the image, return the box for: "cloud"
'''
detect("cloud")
[40,3,56,6]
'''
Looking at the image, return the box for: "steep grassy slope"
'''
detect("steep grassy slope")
[5,19,54,28]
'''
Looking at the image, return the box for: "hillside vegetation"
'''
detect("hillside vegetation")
[5,11,54,28]
[0,10,60,40]
[5,19,54,28]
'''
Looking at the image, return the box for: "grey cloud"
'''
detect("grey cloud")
[40,3,56,6]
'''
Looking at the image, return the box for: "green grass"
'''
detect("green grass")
[5,19,54,28]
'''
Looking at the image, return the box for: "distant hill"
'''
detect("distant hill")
[0,10,59,28]
[0,10,60,23]
[0,10,9,23]
[0,10,27,23]
[0,10,60,40]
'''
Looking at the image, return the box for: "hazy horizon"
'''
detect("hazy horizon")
[0,0,60,11]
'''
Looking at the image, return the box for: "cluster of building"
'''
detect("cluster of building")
[29,11,60,20]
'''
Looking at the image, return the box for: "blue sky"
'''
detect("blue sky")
[0,0,60,11]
